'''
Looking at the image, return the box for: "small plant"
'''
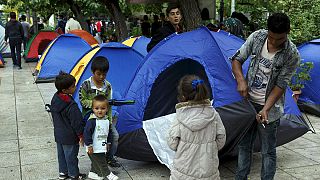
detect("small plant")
[289,61,314,91]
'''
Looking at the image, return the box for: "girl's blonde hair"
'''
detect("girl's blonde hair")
[177,75,209,102]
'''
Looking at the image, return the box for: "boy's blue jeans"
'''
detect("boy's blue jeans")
[108,124,119,158]
[235,102,279,180]
[56,143,79,177]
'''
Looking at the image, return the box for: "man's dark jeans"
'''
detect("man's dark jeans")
[56,143,80,177]
[235,102,279,180]
[9,38,22,67]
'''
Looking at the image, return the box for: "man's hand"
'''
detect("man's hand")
[237,79,248,98]
[256,108,269,124]
[87,146,93,154]
[79,137,84,147]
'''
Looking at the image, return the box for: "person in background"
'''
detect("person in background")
[141,15,151,37]
[5,12,24,69]
[65,14,82,33]
[167,74,226,180]
[223,12,244,38]
[151,15,161,37]
[20,15,30,51]
[160,12,166,27]
[232,13,300,180]
[57,14,67,33]
[147,3,182,52]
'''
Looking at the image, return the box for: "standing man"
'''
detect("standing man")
[147,3,182,52]
[65,14,82,33]
[231,13,300,180]
[56,14,67,34]
[20,15,30,51]
[5,12,24,69]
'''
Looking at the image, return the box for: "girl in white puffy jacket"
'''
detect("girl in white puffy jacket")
[167,75,226,180]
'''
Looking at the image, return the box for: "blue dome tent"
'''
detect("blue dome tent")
[122,36,151,57]
[115,27,310,163]
[35,34,93,83]
[71,42,145,111]
[297,39,320,116]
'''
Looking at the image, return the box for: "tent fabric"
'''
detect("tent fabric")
[68,30,99,45]
[71,47,100,83]
[115,27,309,161]
[122,36,150,57]
[35,39,57,72]
[0,53,4,67]
[297,40,320,116]
[24,31,59,62]
[0,25,11,57]
[55,27,64,34]
[35,34,93,83]
[71,42,145,111]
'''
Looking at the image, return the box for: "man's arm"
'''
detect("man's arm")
[232,60,248,97]
[231,30,257,97]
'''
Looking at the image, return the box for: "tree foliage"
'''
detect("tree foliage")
[236,0,320,45]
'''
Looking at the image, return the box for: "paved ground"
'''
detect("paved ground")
[1,59,320,180]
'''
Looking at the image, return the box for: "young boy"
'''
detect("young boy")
[50,72,86,180]
[79,56,120,168]
[84,95,119,180]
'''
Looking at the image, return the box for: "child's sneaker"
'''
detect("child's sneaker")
[106,172,118,180]
[69,173,87,180]
[58,173,69,180]
[88,171,104,180]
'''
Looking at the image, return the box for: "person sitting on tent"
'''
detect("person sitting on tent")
[79,56,120,168]
[147,3,183,52]
[167,75,226,180]
[5,12,24,69]
[65,14,82,33]
[231,13,300,180]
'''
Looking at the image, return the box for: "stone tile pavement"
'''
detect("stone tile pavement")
[0,59,320,180]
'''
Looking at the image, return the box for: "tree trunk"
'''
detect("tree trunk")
[178,0,201,31]
[102,0,128,41]
[66,0,88,31]
[32,11,38,33]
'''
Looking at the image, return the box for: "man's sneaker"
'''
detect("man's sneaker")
[58,173,69,180]
[69,173,87,180]
[88,171,104,180]
[107,158,121,168]
[106,172,119,180]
